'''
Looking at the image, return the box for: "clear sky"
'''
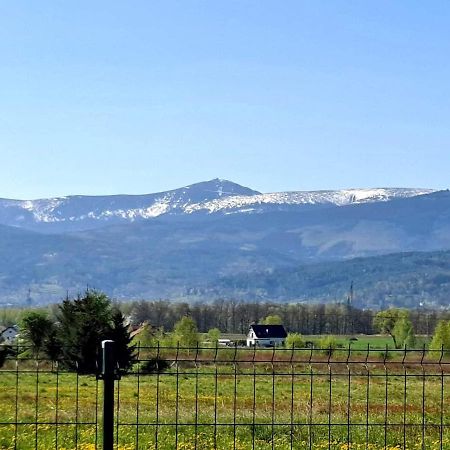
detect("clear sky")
[1,1,449,199]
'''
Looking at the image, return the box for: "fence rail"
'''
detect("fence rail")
[1,344,449,450]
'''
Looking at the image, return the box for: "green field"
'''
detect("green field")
[217,334,431,351]
[303,334,430,350]
[0,346,449,450]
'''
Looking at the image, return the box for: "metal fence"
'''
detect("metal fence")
[1,343,449,450]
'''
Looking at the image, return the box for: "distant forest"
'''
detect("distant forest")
[124,299,449,336]
[204,251,450,308]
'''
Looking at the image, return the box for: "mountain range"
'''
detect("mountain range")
[0,179,449,307]
[0,179,434,232]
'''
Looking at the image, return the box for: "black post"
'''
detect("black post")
[102,340,115,450]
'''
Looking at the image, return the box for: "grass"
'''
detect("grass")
[0,345,447,449]
[303,335,430,351]
[207,334,431,351]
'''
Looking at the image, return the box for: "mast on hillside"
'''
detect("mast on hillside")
[346,281,354,307]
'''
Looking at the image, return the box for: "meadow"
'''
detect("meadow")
[303,335,430,351]
[0,345,449,450]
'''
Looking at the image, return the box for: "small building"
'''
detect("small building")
[246,324,287,347]
[0,325,19,344]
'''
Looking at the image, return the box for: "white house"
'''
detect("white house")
[246,324,287,347]
[0,325,19,344]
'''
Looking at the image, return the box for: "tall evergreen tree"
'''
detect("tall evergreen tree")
[108,308,136,372]
[20,311,55,356]
[57,290,135,373]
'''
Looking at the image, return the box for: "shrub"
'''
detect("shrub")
[0,346,15,369]
[319,336,338,356]
[138,357,170,374]
[285,333,305,349]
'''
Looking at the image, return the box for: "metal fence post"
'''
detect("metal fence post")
[101,340,115,450]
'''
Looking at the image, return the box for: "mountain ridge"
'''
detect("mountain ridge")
[0,179,437,233]
[0,181,449,307]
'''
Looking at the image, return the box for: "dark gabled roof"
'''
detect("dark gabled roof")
[249,324,287,339]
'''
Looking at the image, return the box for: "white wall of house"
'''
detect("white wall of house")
[246,335,285,347]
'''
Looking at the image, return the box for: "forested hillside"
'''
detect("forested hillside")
[0,183,449,307]
[206,251,450,308]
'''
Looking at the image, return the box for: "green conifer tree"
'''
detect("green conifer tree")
[108,309,136,372]
[57,290,134,373]
[20,311,55,356]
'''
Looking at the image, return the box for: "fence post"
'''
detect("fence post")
[101,340,116,450]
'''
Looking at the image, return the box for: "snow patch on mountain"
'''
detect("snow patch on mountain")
[0,181,437,228]
[184,188,435,214]
[97,198,173,220]
[8,197,68,223]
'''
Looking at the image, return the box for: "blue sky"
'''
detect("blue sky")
[1,1,449,199]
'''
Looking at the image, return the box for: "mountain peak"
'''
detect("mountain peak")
[0,181,437,233]
[184,179,261,197]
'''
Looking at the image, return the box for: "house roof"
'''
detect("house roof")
[249,324,287,339]
[1,326,18,333]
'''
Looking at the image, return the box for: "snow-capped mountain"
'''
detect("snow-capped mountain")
[0,185,449,306]
[0,179,436,232]
[184,187,435,215]
[0,179,258,232]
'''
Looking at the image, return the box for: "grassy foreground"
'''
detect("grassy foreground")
[0,348,449,450]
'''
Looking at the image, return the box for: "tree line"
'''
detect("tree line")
[17,290,135,373]
[125,299,449,336]
[4,292,450,375]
